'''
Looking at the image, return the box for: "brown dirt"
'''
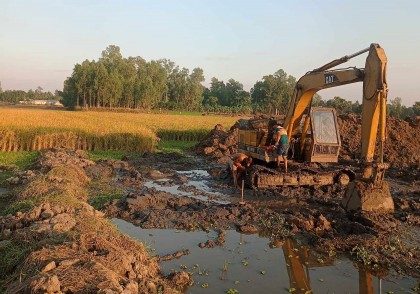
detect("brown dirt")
[0,150,191,293]
[3,145,419,291]
[194,123,239,164]
[338,114,420,182]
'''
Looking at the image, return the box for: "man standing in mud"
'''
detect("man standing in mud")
[274,124,289,173]
[229,153,252,189]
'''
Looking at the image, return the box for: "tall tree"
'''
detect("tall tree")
[251,69,296,114]
[389,97,403,118]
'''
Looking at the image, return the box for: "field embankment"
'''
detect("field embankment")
[0,150,190,293]
[0,108,239,152]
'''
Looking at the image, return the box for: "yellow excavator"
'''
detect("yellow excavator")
[238,43,394,213]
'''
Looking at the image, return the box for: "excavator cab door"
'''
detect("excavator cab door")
[306,107,341,163]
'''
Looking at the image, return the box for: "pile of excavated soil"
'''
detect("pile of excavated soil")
[338,114,420,169]
[338,114,420,182]
[0,150,190,293]
[194,123,239,164]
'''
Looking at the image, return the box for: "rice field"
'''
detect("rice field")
[0,108,240,152]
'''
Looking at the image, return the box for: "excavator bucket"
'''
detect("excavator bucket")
[342,180,394,213]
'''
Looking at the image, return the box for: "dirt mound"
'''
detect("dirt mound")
[338,114,420,183]
[32,149,95,173]
[338,114,420,168]
[0,149,188,293]
[194,123,239,164]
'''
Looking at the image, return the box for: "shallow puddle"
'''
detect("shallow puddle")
[144,169,231,204]
[112,219,418,294]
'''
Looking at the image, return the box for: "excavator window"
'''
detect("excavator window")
[312,110,339,144]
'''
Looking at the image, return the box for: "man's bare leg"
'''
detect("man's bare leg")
[276,156,281,169]
[232,170,238,189]
[283,157,288,173]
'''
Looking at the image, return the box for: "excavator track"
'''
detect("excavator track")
[245,164,354,190]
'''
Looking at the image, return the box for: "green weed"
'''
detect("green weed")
[4,198,39,215]
[157,140,197,154]
[89,192,125,210]
[0,240,32,286]
[87,150,143,161]
[0,151,39,170]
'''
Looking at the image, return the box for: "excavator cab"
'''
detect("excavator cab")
[303,107,341,163]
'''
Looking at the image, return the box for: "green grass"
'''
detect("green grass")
[0,240,32,290]
[89,192,125,210]
[87,150,144,161]
[0,151,39,170]
[157,140,197,154]
[167,111,203,116]
[3,198,39,215]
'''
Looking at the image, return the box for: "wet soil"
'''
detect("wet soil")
[1,149,419,293]
[102,151,420,281]
[0,150,190,293]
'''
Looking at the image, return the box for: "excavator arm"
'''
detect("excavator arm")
[342,44,394,213]
[284,67,364,138]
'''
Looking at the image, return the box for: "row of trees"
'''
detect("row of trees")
[0,85,60,104]
[61,45,301,114]
[312,95,420,118]
[60,46,205,110]
[1,45,419,118]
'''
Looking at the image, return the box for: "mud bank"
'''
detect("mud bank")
[0,150,190,293]
[103,152,419,279]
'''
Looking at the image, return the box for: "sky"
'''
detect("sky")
[0,0,419,105]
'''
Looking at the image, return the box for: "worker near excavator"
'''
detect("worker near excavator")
[273,124,289,173]
[229,153,252,189]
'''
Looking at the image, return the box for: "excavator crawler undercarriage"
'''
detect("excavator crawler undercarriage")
[245,164,355,190]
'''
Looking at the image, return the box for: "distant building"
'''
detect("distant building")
[19,100,63,106]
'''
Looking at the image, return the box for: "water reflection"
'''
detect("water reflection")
[112,219,417,294]
[280,238,392,294]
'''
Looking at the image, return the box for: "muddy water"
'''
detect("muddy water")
[144,169,231,204]
[112,219,418,294]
